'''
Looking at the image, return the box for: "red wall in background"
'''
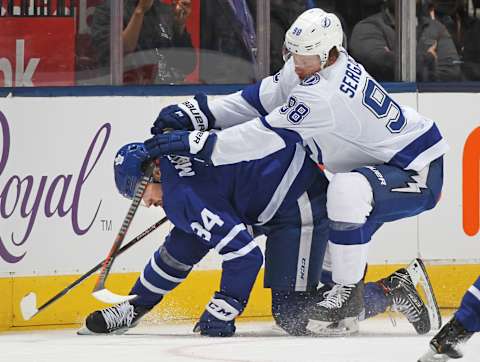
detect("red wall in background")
[0,18,75,86]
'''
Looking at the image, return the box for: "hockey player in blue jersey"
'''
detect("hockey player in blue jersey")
[419,276,480,361]
[79,141,436,337]
[144,8,447,332]
[79,141,331,336]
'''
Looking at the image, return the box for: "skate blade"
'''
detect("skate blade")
[77,325,129,336]
[407,258,442,330]
[306,317,359,337]
[417,349,450,362]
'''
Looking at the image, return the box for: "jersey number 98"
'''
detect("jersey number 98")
[362,78,406,133]
[280,96,310,125]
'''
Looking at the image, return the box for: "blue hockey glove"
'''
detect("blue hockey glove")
[193,292,244,337]
[144,130,217,162]
[151,93,215,135]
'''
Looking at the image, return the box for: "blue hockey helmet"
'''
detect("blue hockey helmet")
[114,142,150,199]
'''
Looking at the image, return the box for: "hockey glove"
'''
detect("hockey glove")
[151,93,215,135]
[145,130,217,163]
[193,292,244,337]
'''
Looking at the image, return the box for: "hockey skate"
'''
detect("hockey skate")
[77,301,152,335]
[379,258,441,334]
[418,317,474,362]
[378,266,432,334]
[306,281,364,336]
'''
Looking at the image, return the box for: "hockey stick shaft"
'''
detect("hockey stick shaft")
[93,163,155,293]
[29,217,168,317]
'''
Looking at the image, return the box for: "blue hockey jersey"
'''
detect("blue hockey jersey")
[159,143,320,303]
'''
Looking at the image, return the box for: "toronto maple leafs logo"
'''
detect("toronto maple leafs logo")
[114,154,125,166]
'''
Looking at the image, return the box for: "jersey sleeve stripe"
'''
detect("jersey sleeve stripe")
[149,257,186,283]
[405,139,449,171]
[139,270,169,295]
[214,223,247,254]
[194,93,216,127]
[241,81,268,116]
[468,285,480,302]
[388,123,445,170]
[259,116,303,146]
[221,240,259,261]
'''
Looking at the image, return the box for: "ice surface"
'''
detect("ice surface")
[2,316,479,362]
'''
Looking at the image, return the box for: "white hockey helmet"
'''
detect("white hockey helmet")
[284,8,343,67]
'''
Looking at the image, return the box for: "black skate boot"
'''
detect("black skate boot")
[378,268,431,334]
[418,317,474,361]
[311,280,365,322]
[77,301,152,335]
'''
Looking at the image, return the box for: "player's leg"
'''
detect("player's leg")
[360,158,443,334]
[79,227,210,334]
[312,171,378,323]
[419,276,480,361]
[313,157,444,327]
[261,172,329,336]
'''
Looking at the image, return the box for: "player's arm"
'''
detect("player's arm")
[150,59,299,133]
[210,58,299,129]
[145,85,331,166]
[183,197,263,337]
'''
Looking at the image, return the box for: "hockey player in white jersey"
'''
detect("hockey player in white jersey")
[144,9,447,330]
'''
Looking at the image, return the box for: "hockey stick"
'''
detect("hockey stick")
[91,162,156,304]
[20,216,168,320]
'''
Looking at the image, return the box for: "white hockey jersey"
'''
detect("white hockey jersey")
[208,49,449,173]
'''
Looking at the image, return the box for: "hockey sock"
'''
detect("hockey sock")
[130,246,190,307]
[454,276,480,333]
[362,282,389,319]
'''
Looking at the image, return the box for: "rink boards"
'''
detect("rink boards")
[0,92,479,330]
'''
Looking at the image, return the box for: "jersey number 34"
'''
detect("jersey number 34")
[362,78,407,133]
[191,208,224,242]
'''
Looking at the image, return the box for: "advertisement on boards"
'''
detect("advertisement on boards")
[0,93,478,277]
[0,18,75,87]
[463,127,480,237]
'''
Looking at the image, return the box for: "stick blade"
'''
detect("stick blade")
[20,292,38,320]
[92,289,137,304]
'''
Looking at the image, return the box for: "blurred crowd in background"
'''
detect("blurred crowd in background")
[1,0,479,86]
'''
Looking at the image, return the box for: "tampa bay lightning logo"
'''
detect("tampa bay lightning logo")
[273,71,281,83]
[301,74,321,86]
[321,17,331,28]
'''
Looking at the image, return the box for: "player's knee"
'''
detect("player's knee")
[327,172,373,225]
[271,290,316,336]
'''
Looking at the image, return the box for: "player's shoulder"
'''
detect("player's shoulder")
[292,51,365,99]
[287,74,329,103]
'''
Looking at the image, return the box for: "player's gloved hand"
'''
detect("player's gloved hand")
[193,292,244,337]
[151,93,214,135]
[145,130,217,162]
